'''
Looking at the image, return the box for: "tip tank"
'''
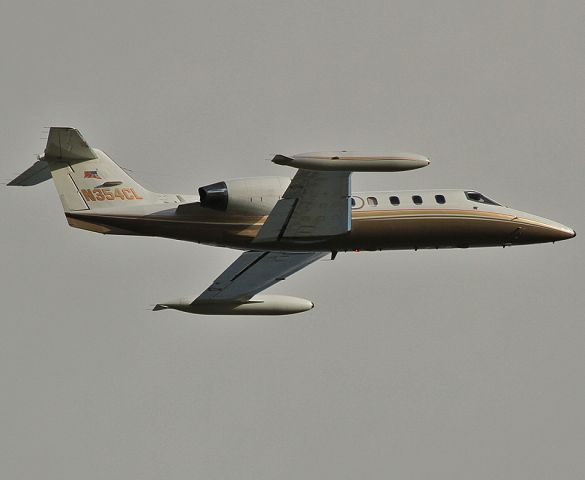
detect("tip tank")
[272,151,430,172]
[154,295,314,316]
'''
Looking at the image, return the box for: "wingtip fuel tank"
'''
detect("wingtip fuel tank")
[272,151,430,172]
[154,294,314,316]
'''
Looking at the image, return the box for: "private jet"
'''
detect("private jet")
[9,127,576,315]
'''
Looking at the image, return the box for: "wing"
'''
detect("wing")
[254,168,351,243]
[253,150,430,244]
[196,250,326,302]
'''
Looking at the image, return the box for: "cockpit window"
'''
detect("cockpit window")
[465,191,500,206]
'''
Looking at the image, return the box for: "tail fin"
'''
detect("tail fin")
[9,127,156,212]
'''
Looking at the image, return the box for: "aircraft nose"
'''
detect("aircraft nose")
[557,225,576,240]
[542,222,576,242]
[511,212,576,244]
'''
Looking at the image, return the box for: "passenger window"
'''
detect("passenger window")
[367,197,378,206]
[389,196,400,206]
[412,195,423,205]
[351,196,364,209]
[435,194,446,204]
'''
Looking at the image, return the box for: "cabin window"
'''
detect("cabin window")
[390,196,400,206]
[351,196,364,209]
[465,191,500,206]
[412,195,423,205]
[435,194,446,204]
[367,197,378,206]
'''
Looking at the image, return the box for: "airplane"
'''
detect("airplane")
[9,127,576,315]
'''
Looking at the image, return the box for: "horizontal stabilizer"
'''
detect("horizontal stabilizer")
[44,127,97,161]
[9,127,155,215]
[8,160,51,186]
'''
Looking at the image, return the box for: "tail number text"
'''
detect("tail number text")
[81,188,144,202]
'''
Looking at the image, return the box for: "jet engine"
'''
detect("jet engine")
[198,177,291,215]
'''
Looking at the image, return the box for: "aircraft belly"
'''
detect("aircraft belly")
[65,210,559,252]
[259,214,522,251]
[64,212,255,247]
[345,215,520,250]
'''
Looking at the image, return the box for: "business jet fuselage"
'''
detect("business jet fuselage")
[64,187,574,252]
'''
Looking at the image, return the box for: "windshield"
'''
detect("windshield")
[465,191,501,206]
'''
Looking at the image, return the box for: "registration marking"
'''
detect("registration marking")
[80,188,144,202]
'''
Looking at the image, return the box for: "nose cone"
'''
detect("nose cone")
[559,226,577,240]
[551,224,576,241]
[515,215,576,244]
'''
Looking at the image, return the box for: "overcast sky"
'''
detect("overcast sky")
[1,1,584,478]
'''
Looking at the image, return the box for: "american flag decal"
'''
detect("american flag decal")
[84,170,101,179]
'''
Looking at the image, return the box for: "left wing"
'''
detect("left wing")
[154,250,326,315]
[196,250,326,301]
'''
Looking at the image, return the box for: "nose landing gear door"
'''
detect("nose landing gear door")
[504,226,523,246]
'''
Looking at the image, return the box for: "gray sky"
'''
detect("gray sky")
[1,1,584,478]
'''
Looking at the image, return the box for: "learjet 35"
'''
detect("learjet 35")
[9,127,576,315]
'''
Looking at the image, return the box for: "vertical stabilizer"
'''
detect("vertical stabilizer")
[9,127,158,212]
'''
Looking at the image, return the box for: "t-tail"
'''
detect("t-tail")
[9,127,156,210]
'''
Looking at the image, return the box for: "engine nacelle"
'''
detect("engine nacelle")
[198,177,291,215]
